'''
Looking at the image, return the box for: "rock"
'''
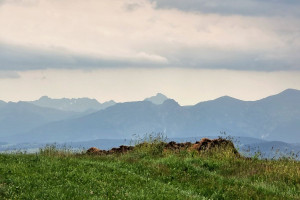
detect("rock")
[192,138,239,155]
[108,145,132,154]
[165,141,179,150]
[86,147,102,154]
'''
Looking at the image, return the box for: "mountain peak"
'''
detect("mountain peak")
[216,95,241,102]
[279,88,300,96]
[105,100,116,104]
[144,93,169,104]
[39,96,50,100]
[255,88,300,107]
[156,93,167,97]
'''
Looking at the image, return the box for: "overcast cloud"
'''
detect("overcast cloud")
[0,0,299,72]
[151,0,300,17]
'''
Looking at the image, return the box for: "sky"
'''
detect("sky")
[0,0,299,105]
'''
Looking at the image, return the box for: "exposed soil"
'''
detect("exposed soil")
[86,138,239,156]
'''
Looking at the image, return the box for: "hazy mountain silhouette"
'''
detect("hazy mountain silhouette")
[28,96,116,112]
[0,100,6,108]
[6,89,299,144]
[144,93,169,104]
[0,102,79,138]
[239,140,300,159]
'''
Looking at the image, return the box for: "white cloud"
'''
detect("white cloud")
[0,0,299,70]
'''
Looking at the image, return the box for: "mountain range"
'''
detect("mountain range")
[29,96,116,112]
[0,89,299,144]
[0,102,77,138]
[0,93,168,141]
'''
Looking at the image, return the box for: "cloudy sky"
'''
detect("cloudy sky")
[0,0,299,105]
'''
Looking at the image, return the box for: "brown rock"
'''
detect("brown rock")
[165,141,179,150]
[86,147,102,154]
[107,145,134,154]
[191,138,239,155]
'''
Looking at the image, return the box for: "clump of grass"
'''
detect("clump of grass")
[39,144,78,157]
[130,133,167,157]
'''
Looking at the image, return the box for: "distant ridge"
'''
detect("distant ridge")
[0,101,77,138]
[0,100,6,108]
[258,88,300,103]
[28,96,116,112]
[144,93,169,104]
[1,88,300,144]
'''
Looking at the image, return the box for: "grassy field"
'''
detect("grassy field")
[0,141,299,200]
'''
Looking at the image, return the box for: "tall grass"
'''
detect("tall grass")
[0,134,299,199]
[130,133,167,157]
[38,144,81,157]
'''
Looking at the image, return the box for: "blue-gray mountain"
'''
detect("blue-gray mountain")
[0,100,6,108]
[0,102,78,138]
[4,89,299,144]
[28,96,116,112]
[0,94,168,142]
[144,93,169,104]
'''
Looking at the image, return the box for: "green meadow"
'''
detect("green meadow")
[0,140,299,200]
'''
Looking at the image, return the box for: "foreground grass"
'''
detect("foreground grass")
[0,148,299,199]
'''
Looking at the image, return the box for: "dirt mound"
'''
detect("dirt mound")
[108,145,134,154]
[86,138,239,155]
[87,145,134,155]
[192,138,239,154]
[165,141,192,151]
[86,147,102,155]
